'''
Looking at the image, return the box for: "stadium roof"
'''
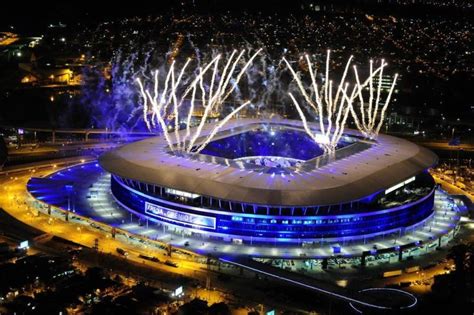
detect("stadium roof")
[99,118,437,206]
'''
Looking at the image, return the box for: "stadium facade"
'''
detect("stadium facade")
[99,119,438,244]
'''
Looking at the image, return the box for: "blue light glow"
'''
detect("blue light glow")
[27,161,437,245]
[198,128,351,161]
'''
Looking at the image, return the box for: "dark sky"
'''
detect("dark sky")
[1,0,302,29]
[1,1,176,32]
[4,0,343,34]
[1,0,470,33]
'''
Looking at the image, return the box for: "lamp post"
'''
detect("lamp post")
[65,183,74,221]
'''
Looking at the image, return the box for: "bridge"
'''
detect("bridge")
[4,126,156,143]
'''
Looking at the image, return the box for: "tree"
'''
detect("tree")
[178,298,208,315]
[209,302,231,315]
[447,243,474,290]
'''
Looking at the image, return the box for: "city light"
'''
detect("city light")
[0,2,472,314]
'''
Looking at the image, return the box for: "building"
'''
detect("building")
[99,118,438,245]
[18,53,83,86]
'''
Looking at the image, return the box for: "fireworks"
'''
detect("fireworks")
[137,48,397,155]
[284,50,398,152]
[351,60,399,139]
[136,49,262,153]
[284,51,354,152]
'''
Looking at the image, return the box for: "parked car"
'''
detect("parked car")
[164,260,178,268]
[116,248,129,256]
[139,254,160,262]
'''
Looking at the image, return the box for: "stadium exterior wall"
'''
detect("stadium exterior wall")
[110,174,436,244]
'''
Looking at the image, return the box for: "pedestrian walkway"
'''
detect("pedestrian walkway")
[27,161,463,261]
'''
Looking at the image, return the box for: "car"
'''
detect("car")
[164,260,178,268]
[139,254,160,262]
[116,248,129,256]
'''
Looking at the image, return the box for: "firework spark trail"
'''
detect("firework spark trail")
[186,49,262,152]
[374,73,399,135]
[350,64,386,135]
[136,78,151,130]
[151,70,159,128]
[142,88,175,151]
[285,51,397,151]
[350,61,398,139]
[351,65,366,133]
[221,49,263,102]
[186,53,230,152]
[187,33,202,68]
[304,54,325,135]
[371,60,385,130]
[331,82,350,145]
[368,60,374,128]
[171,58,192,151]
[283,56,323,131]
[136,49,261,153]
[288,93,328,145]
[184,83,197,142]
[284,50,356,151]
[328,53,354,143]
[138,55,220,151]
[335,80,370,144]
[139,58,186,152]
[180,64,211,146]
[195,101,251,153]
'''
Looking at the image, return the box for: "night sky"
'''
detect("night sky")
[2,0,471,33]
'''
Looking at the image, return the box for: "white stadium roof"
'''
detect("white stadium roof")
[99,118,437,206]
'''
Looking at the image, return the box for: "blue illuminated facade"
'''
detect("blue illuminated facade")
[25,160,437,245]
[110,173,436,244]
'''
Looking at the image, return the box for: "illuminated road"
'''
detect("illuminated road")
[220,257,419,312]
[432,173,474,202]
[0,164,207,280]
[0,32,19,46]
[418,141,474,152]
[0,159,336,313]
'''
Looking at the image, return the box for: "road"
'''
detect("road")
[0,158,331,314]
[3,156,468,313]
[0,32,19,46]
[432,173,474,202]
[416,141,474,152]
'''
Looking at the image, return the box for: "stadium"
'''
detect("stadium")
[99,118,439,245]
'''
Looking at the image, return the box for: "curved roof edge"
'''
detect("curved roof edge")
[99,119,438,206]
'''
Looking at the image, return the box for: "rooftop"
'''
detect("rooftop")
[99,118,438,206]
